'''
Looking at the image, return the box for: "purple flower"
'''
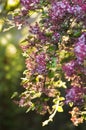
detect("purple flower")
[52,32,60,42]
[49,1,71,20]
[20,0,39,10]
[82,4,86,11]
[74,33,86,64]
[29,23,40,34]
[65,86,84,105]
[21,0,39,5]
[29,23,47,44]
[71,5,82,15]
[62,60,76,76]
[78,33,86,43]
[49,0,84,21]
[35,53,46,74]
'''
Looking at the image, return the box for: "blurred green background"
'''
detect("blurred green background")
[0,0,86,130]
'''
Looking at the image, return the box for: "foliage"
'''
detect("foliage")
[8,0,86,127]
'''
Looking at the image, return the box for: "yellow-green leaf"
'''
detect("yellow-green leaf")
[69,102,73,107]
[57,106,63,112]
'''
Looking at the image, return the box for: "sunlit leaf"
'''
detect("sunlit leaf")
[57,106,63,112]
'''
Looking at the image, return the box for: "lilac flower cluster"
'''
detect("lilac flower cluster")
[62,33,86,77]
[59,30,86,126]
[25,53,47,74]
[49,1,71,20]
[65,86,85,105]
[20,0,39,10]
[82,3,86,11]
[35,53,47,74]
[74,33,86,64]
[52,32,60,42]
[72,0,86,7]
[49,0,85,21]
[29,23,40,35]
[29,23,48,44]
[62,60,76,77]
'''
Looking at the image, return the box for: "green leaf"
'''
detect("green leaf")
[73,31,81,37]
[11,92,18,99]
[48,71,55,78]
[52,57,57,68]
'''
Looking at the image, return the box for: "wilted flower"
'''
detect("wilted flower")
[35,101,49,115]
[20,44,29,51]
[69,107,83,126]
[25,58,35,72]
